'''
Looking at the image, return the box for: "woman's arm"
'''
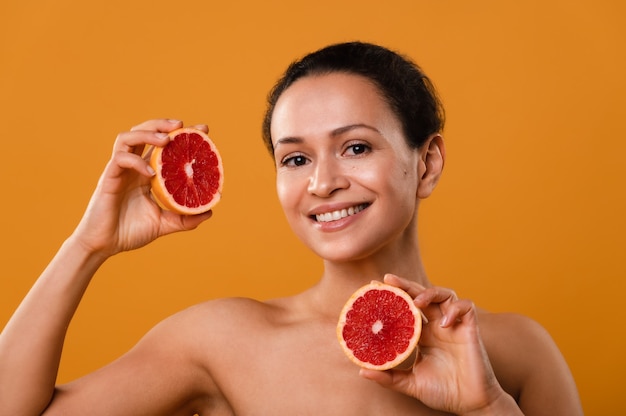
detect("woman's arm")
[0,237,107,415]
[0,119,212,415]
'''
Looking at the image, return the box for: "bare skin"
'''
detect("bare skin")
[0,73,582,415]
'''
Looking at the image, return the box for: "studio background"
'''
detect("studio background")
[1,1,624,414]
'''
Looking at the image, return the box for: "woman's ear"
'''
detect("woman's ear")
[417,134,445,199]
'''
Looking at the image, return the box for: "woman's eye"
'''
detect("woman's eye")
[282,155,309,167]
[346,143,370,156]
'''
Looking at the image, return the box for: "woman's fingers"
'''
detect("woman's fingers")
[438,298,476,328]
[115,120,208,158]
[114,129,169,155]
[178,209,214,230]
[190,124,209,133]
[414,286,458,308]
[121,118,181,155]
[383,274,426,298]
[109,151,156,178]
[359,367,409,391]
[129,119,206,135]
[383,274,459,311]
[384,274,475,329]
[130,118,182,133]
[110,119,198,175]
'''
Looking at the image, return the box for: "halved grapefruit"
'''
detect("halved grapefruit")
[337,281,422,370]
[149,127,223,215]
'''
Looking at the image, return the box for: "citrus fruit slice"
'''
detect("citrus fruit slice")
[337,281,422,370]
[149,127,223,215]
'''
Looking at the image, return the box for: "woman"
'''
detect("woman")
[0,42,582,415]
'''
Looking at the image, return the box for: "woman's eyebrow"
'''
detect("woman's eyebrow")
[274,124,380,149]
[274,136,303,149]
[331,123,380,137]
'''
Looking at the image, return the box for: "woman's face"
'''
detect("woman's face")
[270,72,422,262]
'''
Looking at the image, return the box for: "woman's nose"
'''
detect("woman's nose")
[307,159,350,197]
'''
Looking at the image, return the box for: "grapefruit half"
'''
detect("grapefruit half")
[149,127,224,215]
[337,281,422,370]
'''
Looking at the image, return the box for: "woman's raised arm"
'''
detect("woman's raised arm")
[0,119,212,415]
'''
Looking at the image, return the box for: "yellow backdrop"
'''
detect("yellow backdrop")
[1,0,624,414]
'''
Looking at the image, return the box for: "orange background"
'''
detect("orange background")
[1,1,624,414]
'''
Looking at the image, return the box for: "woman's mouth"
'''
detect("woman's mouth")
[313,203,369,223]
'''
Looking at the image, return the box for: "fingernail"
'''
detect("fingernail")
[155,132,168,140]
[440,315,448,327]
[413,292,426,303]
[146,165,156,176]
[385,273,399,281]
[167,119,181,124]
[420,310,429,324]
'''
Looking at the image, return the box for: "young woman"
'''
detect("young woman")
[0,42,582,415]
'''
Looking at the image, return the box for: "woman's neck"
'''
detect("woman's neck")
[302,242,431,318]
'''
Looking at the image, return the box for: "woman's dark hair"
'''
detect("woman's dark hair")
[261,41,445,156]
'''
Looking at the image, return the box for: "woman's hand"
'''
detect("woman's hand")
[71,119,213,258]
[360,274,521,415]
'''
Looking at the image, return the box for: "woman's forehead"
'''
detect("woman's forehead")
[270,73,397,142]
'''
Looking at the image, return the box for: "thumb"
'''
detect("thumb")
[359,368,415,394]
[159,210,213,236]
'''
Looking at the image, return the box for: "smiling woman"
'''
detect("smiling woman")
[271,72,426,261]
[0,42,583,415]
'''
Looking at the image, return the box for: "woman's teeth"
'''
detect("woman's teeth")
[315,204,367,223]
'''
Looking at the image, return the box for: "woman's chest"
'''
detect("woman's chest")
[203,321,451,416]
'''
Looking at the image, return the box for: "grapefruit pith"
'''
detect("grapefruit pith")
[149,127,224,215]
[337,281,422,370]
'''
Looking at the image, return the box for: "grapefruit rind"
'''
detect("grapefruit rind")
[337,281,422,371]
[149,127,224,215]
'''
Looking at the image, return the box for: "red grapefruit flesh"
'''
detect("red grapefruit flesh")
[149,127,223,215]
[337,281,422,370]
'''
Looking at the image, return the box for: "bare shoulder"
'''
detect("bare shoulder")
[175,296,281,330]
[167,296,285,355]
[127,297,273,354]
[477,312,552,390]
[478,312,552,365]
[477,311,583,415]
